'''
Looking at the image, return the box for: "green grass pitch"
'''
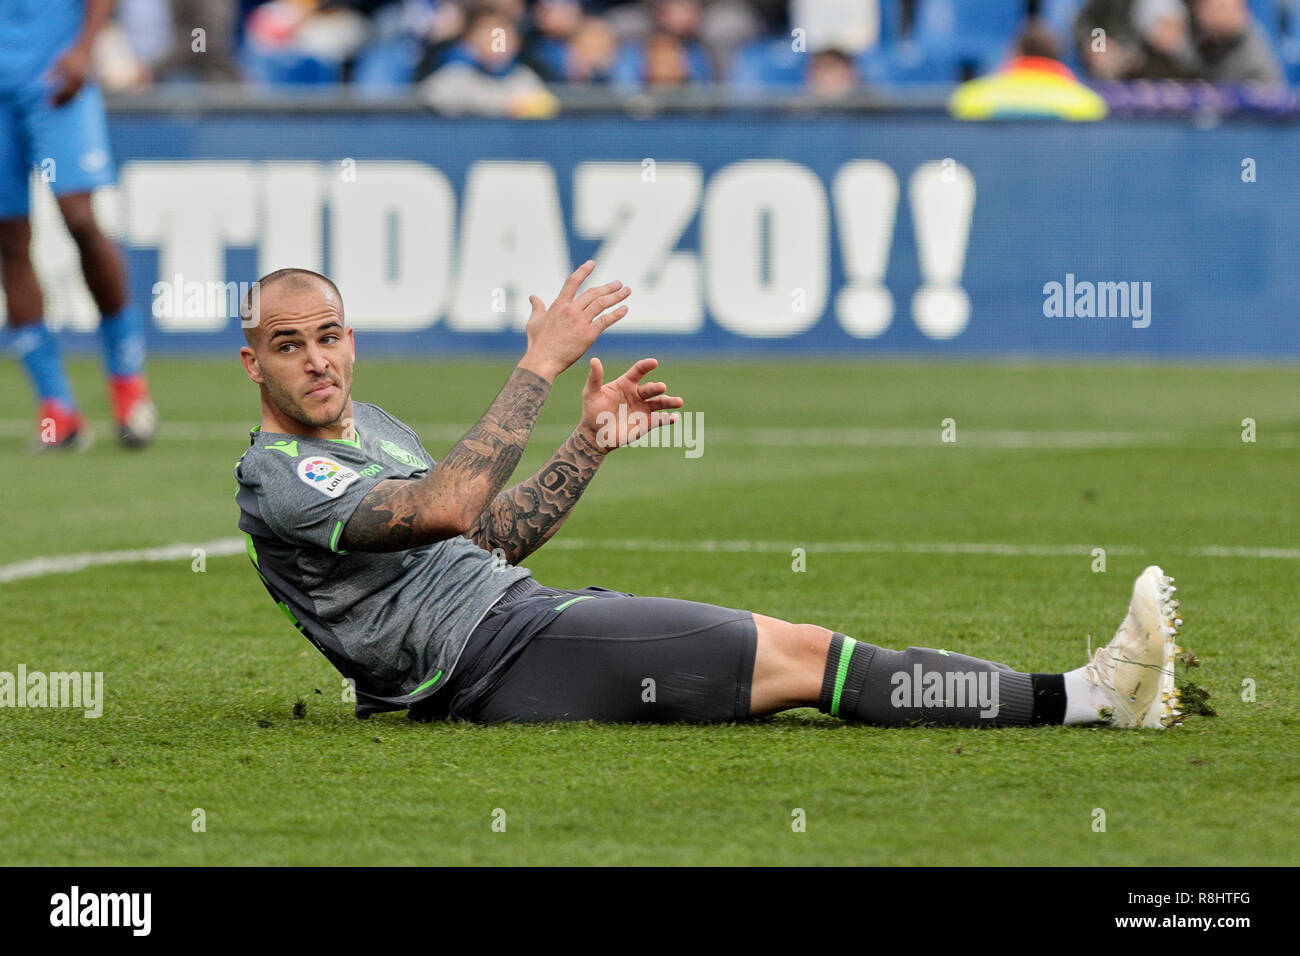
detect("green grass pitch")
[1,356,1297,865]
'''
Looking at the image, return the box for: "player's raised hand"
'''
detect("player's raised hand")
[519,261,630,382]
[578,357,683,453]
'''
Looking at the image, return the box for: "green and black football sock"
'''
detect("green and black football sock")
[818,633,1066,727]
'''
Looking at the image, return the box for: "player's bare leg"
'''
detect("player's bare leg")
[0,215,87,448]
[750,616,833,714]
[57,192,127,311]
[0,217,41,325]
[56,191,157,448]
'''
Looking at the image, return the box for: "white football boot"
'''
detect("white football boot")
[1085,566,1182,728]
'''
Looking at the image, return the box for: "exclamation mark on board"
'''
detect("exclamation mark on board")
[909,159,975,339]
[833,161,899,338]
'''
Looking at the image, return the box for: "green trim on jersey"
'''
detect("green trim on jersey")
[329,520,347,554]
[244,532,259,568]
[328,430,363,449]
[278,601,300,628]
[414,670,444,694]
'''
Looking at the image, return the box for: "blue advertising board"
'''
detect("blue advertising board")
[13,113,1299,357]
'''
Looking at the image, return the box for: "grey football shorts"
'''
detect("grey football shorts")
[449,581,758,724]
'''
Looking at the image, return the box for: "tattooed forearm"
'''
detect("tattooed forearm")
[438,366,550,491]
[338,479,425,551]
[466,426,606,563]
[341,366,551,552]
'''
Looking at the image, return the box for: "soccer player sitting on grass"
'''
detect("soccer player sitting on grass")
[235,264,1186,729]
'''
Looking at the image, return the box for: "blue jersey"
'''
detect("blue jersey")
[0,0,83,92]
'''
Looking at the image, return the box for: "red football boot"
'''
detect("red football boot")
[33,399,91,451]
[109,375,159,449]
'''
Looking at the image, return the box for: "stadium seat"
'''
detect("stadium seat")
[915,0,1025,38]
[1281,4,1300,85]
[878,0,904,44]
[238,44,344,86]
[1039,0,1084,32]
[729,37,807,91]
[351,37,422,93]
[1249,0,1283,42]
[610,41,712,90]
[860,39,961,86]
[531,35,568,79]
[1239,0,1293,85]
[1038,0,1085,72]
[912,0,1024,76]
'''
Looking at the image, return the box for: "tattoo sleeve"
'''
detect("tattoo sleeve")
[340,366,551,552]
[464,426,606,564]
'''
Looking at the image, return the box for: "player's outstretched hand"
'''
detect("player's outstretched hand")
[578,357,683,453]
[519,260,630,382]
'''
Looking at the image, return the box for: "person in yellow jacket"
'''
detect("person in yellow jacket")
[950,20,1108,121]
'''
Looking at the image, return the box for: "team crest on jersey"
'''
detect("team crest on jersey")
[297,456,360,498]
[380,439,425,469]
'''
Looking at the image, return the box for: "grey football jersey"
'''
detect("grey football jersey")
[234,401,531,716]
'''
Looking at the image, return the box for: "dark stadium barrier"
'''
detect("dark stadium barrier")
[12,111,1298,358]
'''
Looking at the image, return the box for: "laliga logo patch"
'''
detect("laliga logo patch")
[297,456,360,498]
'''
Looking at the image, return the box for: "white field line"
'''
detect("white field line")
[2,419,1290,448]
[0,538,245,584]
[3,536,1299,585]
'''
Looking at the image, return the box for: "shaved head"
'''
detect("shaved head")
[242,268,343,348]
[239,267,356,436]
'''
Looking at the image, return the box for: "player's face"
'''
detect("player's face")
[246,289,354,430]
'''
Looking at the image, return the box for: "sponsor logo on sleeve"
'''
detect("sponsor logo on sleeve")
[297,456,361,498]
[380,439,426,469]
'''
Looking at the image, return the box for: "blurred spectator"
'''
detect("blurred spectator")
[805,46,858,99]
[417,4,557,114]
[525,0,584,79]
[245,0,372,65]
[1074,0,1148,80]
[1130,0,1201,78]
[950,19,1108,120]
[154,0,242,81]
[644,0,714,81]
[98,0,241,87]
[604,0,755,78]
[94,0,164,90]
[698,1,764,75]
[654,0,701,38]
[1191,0,1283,84]
[411,1,471,78]
[116,0,173,76]
[643,30,691,85]
[563,15,619,82]
[535,0,584,39]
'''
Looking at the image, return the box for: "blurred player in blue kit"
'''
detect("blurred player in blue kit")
[0,0,157,449]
